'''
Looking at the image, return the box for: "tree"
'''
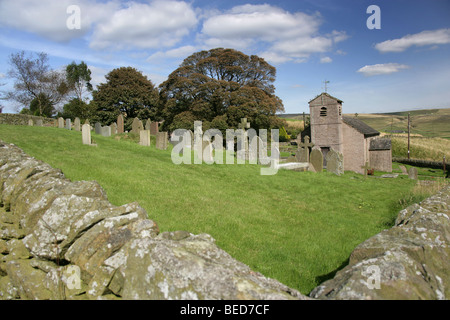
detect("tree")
[61,98,94,120]
[91,67,159,127]
[159,48,285,132]
[5,51,69,117]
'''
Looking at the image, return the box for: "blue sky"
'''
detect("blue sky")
[0,0,449,114]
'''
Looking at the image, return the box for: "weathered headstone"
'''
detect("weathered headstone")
[193,121,203,162]
[140,130,151,147]
[28,119,34,126]
[237,118,251,162]
[326,148,344,176]
[360,161,372,176]
[73,118,81,131]
[296,136,314,163]
[202,139,213,163]
[66,119,72,130]
[35,119,43,127]
[145,119,152,131]
[58,117,64,129]
[150,122,159,135]
[101,126,111,137]
[156,132,168,150]
[82,124,92,145]
[295,148,309,163]
[95,122,102,135]
[117,114,124,134]
[110,123,117,135]
[131,118,143,134]
[310,148,323,172]
[408,167,418,180]
[399,165,408,175]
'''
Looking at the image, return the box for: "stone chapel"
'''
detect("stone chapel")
[308,92,392,174]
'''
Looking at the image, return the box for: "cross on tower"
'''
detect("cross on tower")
[323,80,330,93]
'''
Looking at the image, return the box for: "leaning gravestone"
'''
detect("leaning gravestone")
[95,122,102,135]
[74,118,81,131]
[58,117,64,129]
[326,148,344,176]
[408,167,418,180]
[140,130,151,147]
[117,114,124,134]
[310,148,323,172]
[156,132,168,150]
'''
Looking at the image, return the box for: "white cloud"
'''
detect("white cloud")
[375,28,450,53]
[147,45,197,63]
[0,73,5,79]
[357,63,410,76]
[90,1,198,50]
[320,57,332,63]
[0,0,119,42]
[199,4,347,64]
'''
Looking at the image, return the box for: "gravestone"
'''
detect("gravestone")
[237,118,251,161]
[74,118,81,131]
[296,135,314,163]
[101,126,111,137]
[408,167,418,180]
[156,132,168,150]
[35,119,43,127]
[399,165,408,175]
[150,122,159,135]
[65,119,72,130]
[140,130,151,147]
[360,161,372,176]
[58,117,64,129]
[248,132,258,164]
[117,114,124,134]
[53,119,58,127]
[131,118,143,134]
[326,148,344,176]
[145,119,152,131]
[28,119,33,126]
[193,121,203,162]
[82,124,92,145]
[202,140,213,163]
[95,122,102,135]
[110,123,117,135]
[310,148,323,172]
[295,148,309,163]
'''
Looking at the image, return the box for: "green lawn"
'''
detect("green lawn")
[0,125,430,294]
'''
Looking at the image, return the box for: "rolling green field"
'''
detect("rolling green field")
[0,125,443,294]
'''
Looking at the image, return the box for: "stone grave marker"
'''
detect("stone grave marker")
[58,117,64,129]
[193,121,203,162]
[110,123,117,135]
[95,122,102,135]
[140,130,151,147]
[145,119,152,131]
[101,126,111,137]
[66,119,72,130]
[117,114,124,134]
[360,161,372,177]
[82,124,93,145]
[74,118,81,131]
[131,118,143,134]
[35,119,43,127]
[296,135,314,163]
[326,148,344,176]
[237,118,251,162]
[150,122,159,135]
[28,119,33,126]
[202,140,213,163]
[310,148,323,172]
[156,132,168,150]
[408,167,418,180]
[399,165,408,175]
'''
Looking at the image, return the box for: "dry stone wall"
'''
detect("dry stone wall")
[0,114,55,127]
[0,140,448,300]
[0,140,306,300]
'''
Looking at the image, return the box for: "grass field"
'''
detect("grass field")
[0,125,444,294]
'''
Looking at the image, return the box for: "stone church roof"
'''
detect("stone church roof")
[369,138,392,151]
[342,116,380,138]
[308,92,343,104]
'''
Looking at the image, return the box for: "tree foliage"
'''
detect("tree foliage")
[91,67,158,126]
[159,48,285,132]
[6,51,69,117]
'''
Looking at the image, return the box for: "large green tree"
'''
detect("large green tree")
[91,67,158,127]
[159,48,285,131]
[64,61,93,119]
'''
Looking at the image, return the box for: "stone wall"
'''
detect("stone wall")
[1,141,448,300]
[0,141,306,300]
[0,114,55,127]
[311,183,450,300]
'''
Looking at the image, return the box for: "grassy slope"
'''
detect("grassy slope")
[0,125,425,294]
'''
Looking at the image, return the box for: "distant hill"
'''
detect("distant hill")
[278,108,450,139]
